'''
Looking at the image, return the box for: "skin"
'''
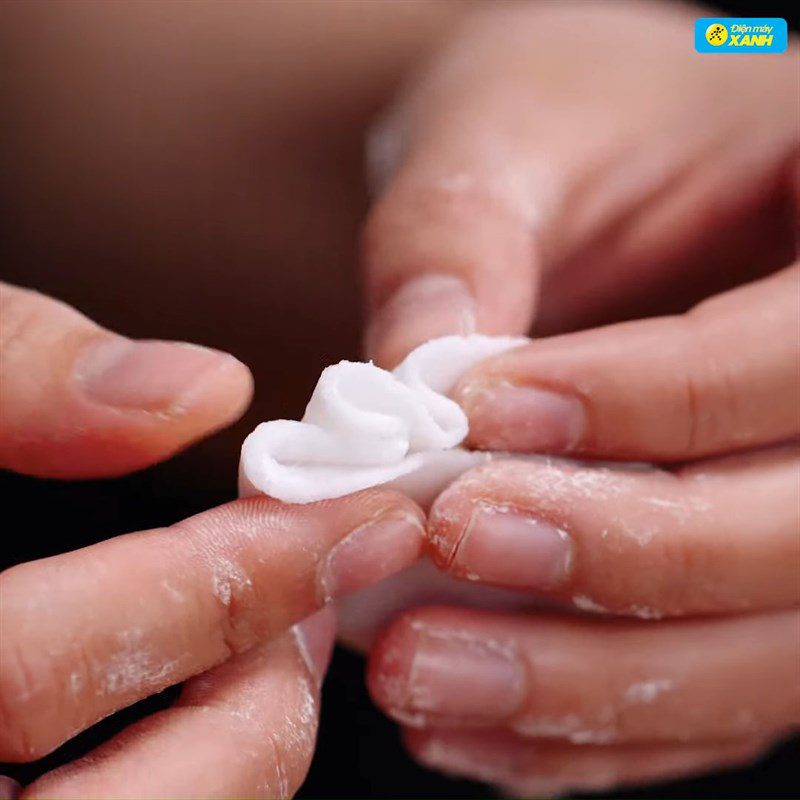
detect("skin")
[1,0,797,796]
[0,2,456,795]
[0,283,425,795]
[361,1,800,795]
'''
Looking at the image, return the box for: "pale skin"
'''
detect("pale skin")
[361,2,800,795]
[1,1,798,798]
[0,288,426,797]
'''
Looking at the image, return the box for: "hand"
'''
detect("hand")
[359,1,799,794]
[0,283,424,798]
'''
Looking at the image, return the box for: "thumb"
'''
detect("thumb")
[361,84,544,369]
[361,3,798,369]
[360,5,594,369]
[0,283,253,478]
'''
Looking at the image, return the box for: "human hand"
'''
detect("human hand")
[359,1,799,794]
[0,283,424,797]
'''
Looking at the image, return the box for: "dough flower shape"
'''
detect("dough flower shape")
[239,335,527,504]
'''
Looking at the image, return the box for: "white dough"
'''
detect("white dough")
[239,335,528,504]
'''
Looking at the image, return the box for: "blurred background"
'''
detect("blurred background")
[1,0,796,796]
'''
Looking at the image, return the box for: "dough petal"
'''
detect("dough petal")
[239,335,528,504]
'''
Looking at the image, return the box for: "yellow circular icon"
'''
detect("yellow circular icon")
[705,22,728,46]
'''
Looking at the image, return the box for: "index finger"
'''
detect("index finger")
[0,283,253,478]
[0,490,424,761]
[361,3,798,369]
[455,267,800,460]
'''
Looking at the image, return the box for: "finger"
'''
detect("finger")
[22,610,335,799]
[336,559,529,653]
[368,607,800,742]
[455,266,800,459]
[362,20,550,368]
[361,4,798,369]
[0,283,253,478]
[0,777,20,800]
[0,490,423,761]
[425,448,799,616]
[405,728,767,796]
[362,184,538,370]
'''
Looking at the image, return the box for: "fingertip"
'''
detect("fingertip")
[2,337,254,479]
[453,344,586,454]
[361,171,539,367]
[401,728,536,790]
[77,338,250,414]
[330,487,426,530]
[321,508,424,601]
[165,344,254,434]
[364,274,477,368]
[368,605,528,728]
[79,342,254,476]
[402,728,465,780]
[427,461,577,594]
[0,284,255,477]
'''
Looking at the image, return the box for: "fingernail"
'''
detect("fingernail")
[393,621,527,722]
[292,607,336,687]
[457,381,585,453]
[319,511,424,601]
[365,274,476,367]
[450,501,572,590]
[77,339,241,410]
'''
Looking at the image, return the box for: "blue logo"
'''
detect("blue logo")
[695,17,788,53]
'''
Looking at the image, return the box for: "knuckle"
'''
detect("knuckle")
[364,108,408,198]
[0,568,92,761]
[361,174,525,301]
[0,287,51,368]
[0,570,43,759]
[169,520,261,656]
[0,286,93,406]
[0,639,49,760]
[679,317,743,454]
[210,566,260,655]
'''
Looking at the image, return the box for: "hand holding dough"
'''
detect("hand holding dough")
[239,335,527,504]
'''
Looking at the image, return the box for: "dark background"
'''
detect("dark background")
[1,0,798,797]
